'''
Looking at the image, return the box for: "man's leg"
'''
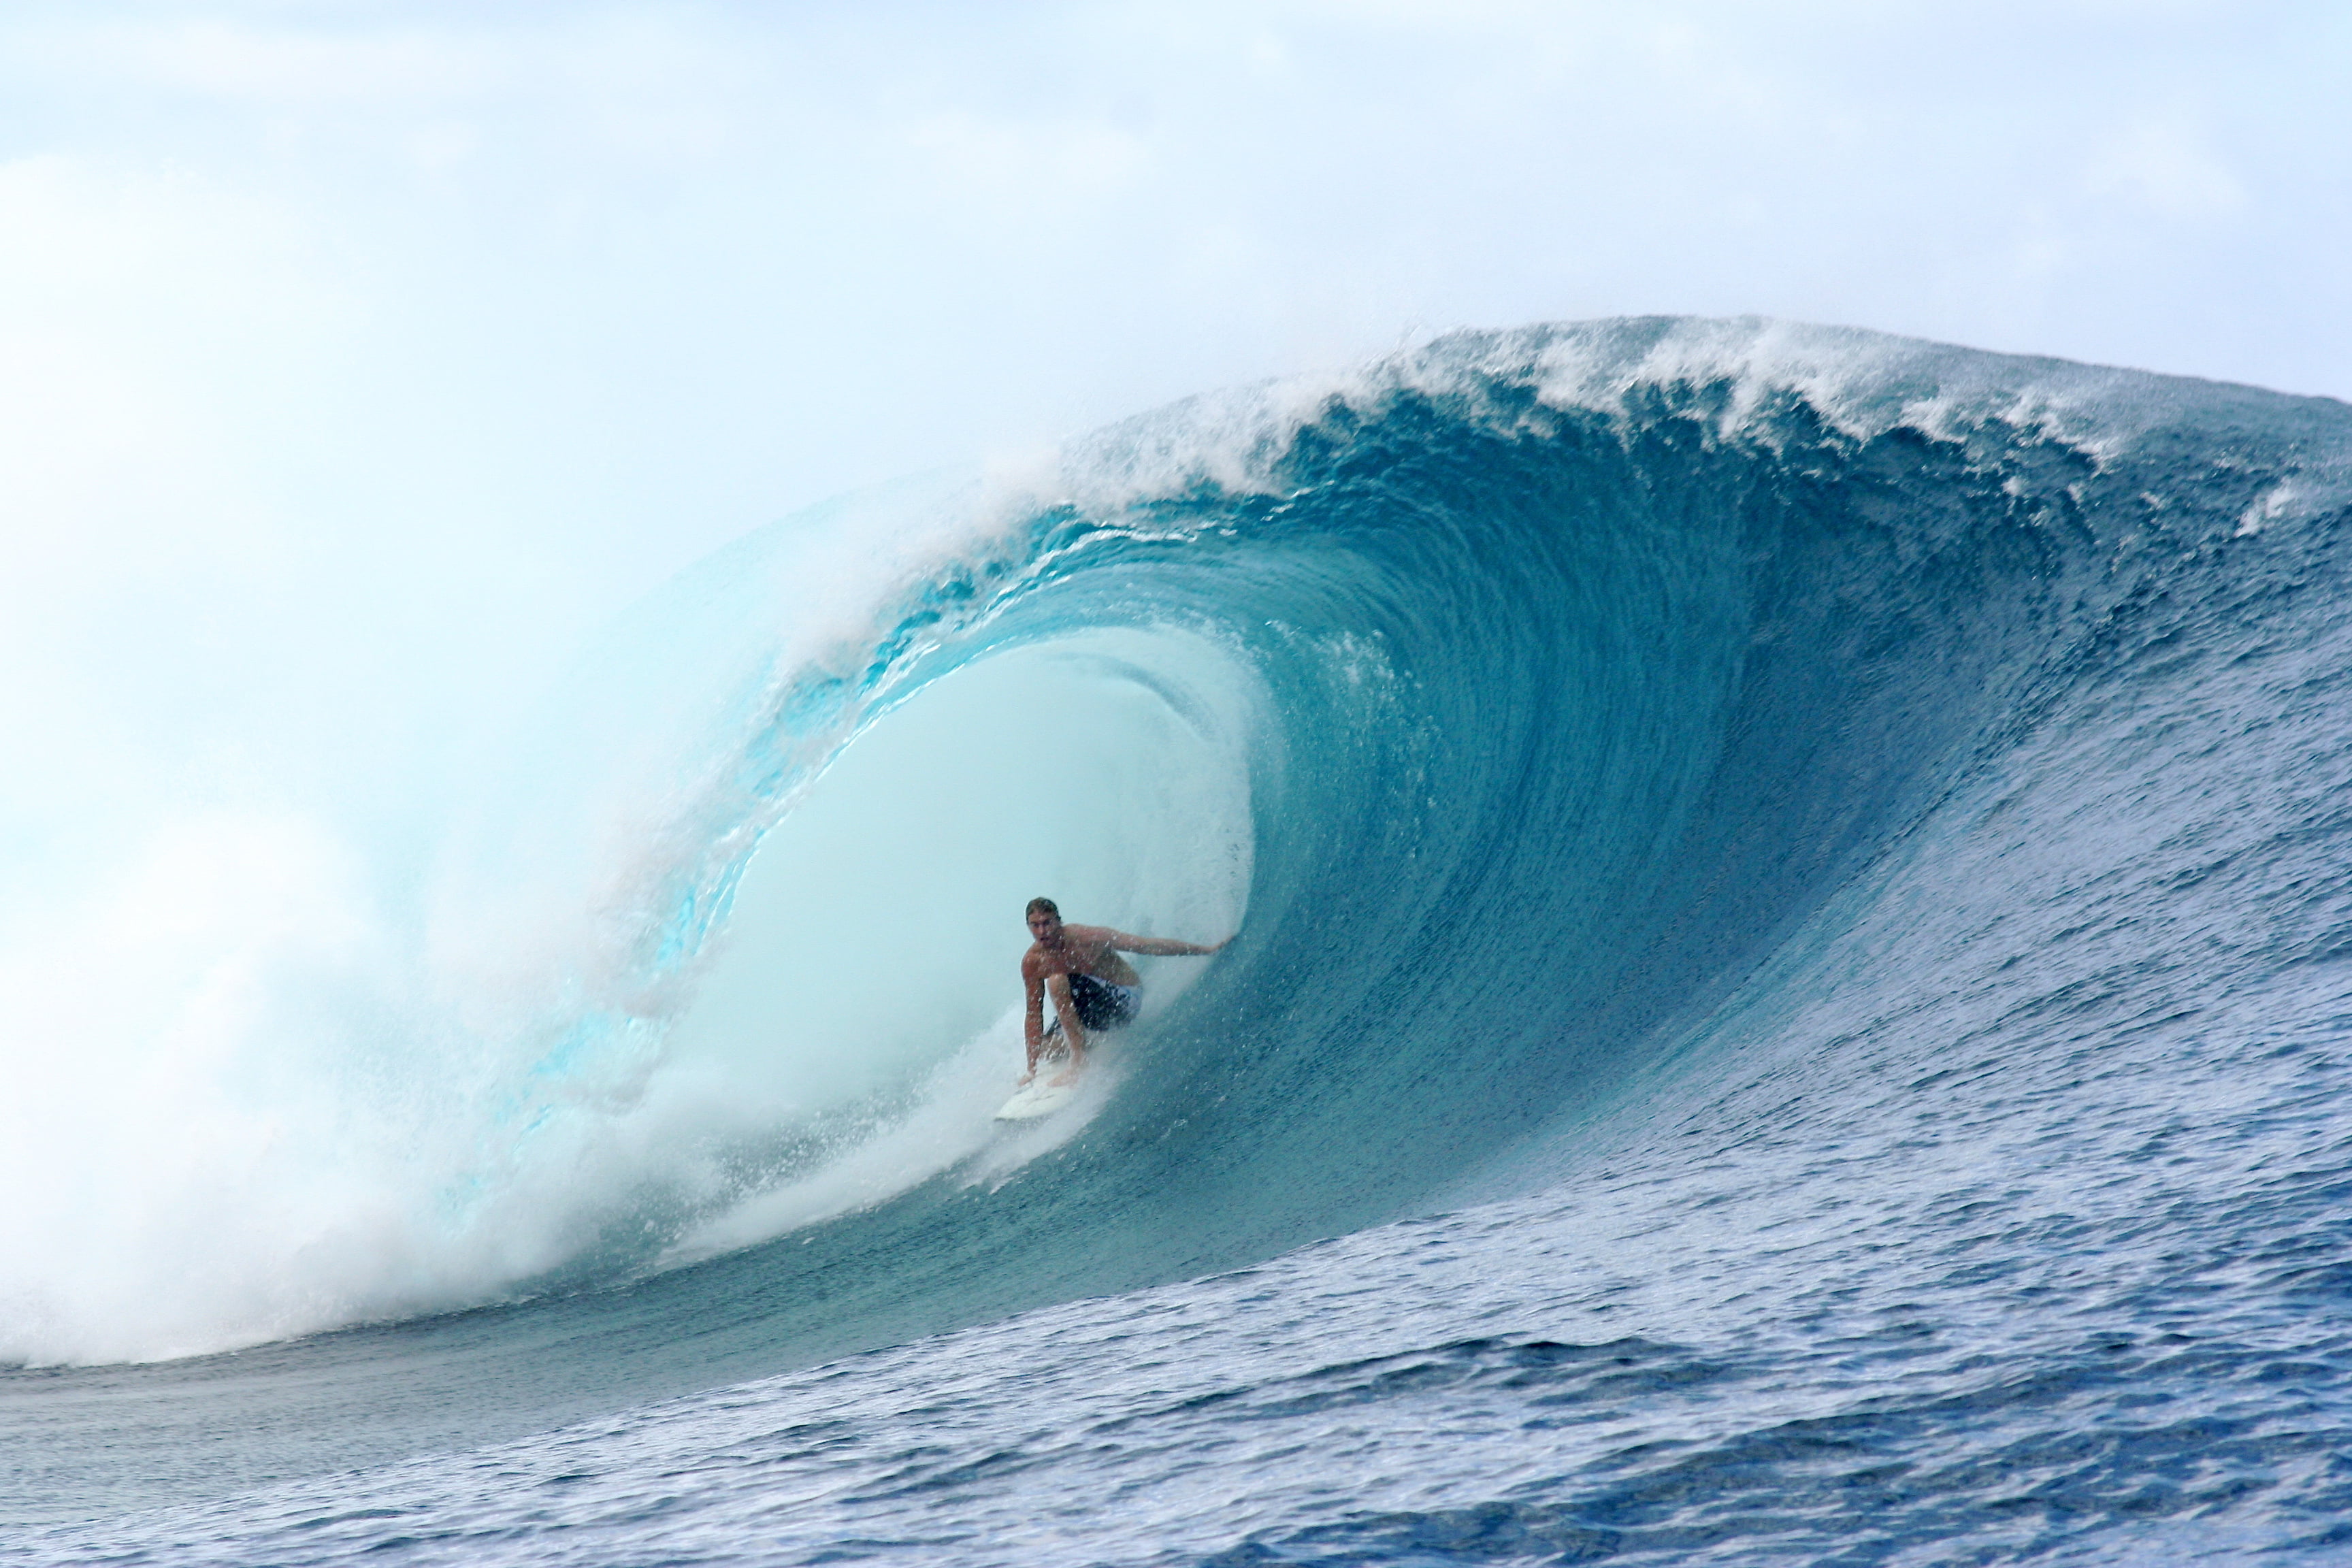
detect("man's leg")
[1045,974,1090,1081]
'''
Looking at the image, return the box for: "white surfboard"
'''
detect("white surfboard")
[994,1074,1082,1122]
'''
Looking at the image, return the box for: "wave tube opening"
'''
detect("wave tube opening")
[642,627,1258,1265]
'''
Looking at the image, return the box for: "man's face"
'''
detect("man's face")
[1028,910,1063,944]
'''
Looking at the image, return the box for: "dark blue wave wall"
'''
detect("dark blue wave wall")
[1052,359,2096,1233]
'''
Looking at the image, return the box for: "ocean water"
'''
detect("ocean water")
[5,317,2352,1563]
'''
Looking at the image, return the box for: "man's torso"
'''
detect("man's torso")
[1025,925,1143,988]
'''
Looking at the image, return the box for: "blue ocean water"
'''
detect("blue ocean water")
[6,317,2352,1563]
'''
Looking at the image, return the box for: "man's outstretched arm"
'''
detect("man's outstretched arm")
[1107,930,1232,956]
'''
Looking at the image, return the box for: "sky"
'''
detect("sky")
[0,0,2346,875]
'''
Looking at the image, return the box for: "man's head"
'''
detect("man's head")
[1026,896,1062,943]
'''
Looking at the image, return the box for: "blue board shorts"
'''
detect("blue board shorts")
[1046,970,1142,1036]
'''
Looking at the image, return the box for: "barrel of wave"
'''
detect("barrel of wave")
[651,626,1257,1262]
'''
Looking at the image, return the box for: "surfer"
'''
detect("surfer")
[1021,897,1229,1085]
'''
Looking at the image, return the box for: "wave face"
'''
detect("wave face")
[7,319,2352,1561]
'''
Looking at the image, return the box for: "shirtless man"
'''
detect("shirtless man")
[1021,897,1230,1084]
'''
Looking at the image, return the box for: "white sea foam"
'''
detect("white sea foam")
[1043,318,2243,525]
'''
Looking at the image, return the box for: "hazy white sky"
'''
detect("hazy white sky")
[0,0,2345,843]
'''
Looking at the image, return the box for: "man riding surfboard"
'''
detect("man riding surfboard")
[1020,897,1230,1085]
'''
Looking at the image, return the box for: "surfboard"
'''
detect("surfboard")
[993,1074,1081,1122]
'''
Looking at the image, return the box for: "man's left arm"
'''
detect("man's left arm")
[1107,930,1232,957]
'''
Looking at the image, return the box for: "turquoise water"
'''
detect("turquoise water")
[6,318,2351,1563]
